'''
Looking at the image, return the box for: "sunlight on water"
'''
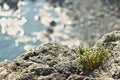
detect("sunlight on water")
[0,0,75,61]
[0,0,46,61]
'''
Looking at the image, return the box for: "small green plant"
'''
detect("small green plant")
[77,43,112,71]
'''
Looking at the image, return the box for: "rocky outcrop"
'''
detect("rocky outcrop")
[0,43,82,80]
[95,29,120,80]
[0,30,120,80]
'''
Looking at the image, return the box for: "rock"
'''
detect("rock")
[38,73,66,80]
[67,74,86,80]
[95,29,120,48]
[95,29,120,80]
[0,30,120,80]
[112,71,120,79]
[0,43,80,80]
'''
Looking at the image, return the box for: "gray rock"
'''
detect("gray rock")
[95,29,120,80]
[0,30,120,80]
[0,43,81,80]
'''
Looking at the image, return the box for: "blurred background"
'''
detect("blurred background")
[0,0,120,61]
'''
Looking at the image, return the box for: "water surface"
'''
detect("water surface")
[0,0,58,61]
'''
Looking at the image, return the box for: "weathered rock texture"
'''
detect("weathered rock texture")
[0,30,120,80]
[0,43,81,80]
[95,29,120,80]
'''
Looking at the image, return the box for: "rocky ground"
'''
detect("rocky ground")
[0,0,120,80]
[0,30,119,80]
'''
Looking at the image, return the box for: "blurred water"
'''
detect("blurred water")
[0,0,58,61]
